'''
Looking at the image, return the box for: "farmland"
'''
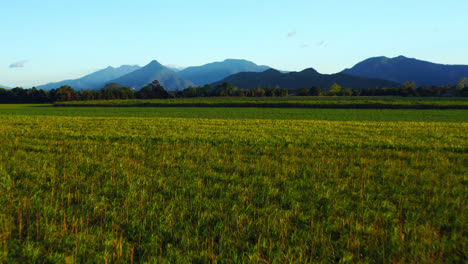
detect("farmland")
[0,104,467,263]
[54,96,468,109]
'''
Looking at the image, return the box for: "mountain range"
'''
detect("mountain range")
[109,60,193,91]
[178,59,270,86]
[27,56,468,91]
[212,68,399,90]
[343,56,468,86]
[35,59,270,91]
[37,65,141,90]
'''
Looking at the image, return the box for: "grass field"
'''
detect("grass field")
[0,104,467,263]
[1,104,468,123]
[53,96,468,109]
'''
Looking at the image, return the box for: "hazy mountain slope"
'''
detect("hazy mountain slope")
[165,66,186,72]
[109,60,194,91]
[342,56,468,86]
[37,65,141,90]
[212,68,399,90]
[178,59,270,86]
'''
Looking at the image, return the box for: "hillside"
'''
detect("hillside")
[342,56,468,86]
[110,60,194,91]
[178,59,270,86]
[212,68,399,90]
[37,65,141,90]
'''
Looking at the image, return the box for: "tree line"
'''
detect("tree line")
[294,80,468,97]
[0,81,289,103]
[0,81,170,103]
[174,82,288,98]
[1,78,467,103]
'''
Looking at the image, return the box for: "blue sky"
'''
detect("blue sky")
[2,0,467,87]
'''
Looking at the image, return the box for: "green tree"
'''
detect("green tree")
[0,88,15,102]
[417,85,434,97]
[309,86,322,96]
[233,88,245,97]
[101,83,122,99]
[460,87,468,97]
[273,86,287,97]
[296,88,309,96]
[56,85,75,101]
[100,83,134,100]
[400,81,418,97]
[327,83,341,96]
[279,88,288,97]
[456,77,467,90]
[339,88,353,96]
[212,83,233,96]
[255,87,266,97]
[136,80,169,99]
[118,87,135,99]
[265,86,274,97]
[80,90,94,101]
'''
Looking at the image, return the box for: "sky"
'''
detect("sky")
[1,0,467,88]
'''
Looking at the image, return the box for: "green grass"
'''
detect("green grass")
[54,96,468,109]
[1,104,467,123]
[0,104,467,263]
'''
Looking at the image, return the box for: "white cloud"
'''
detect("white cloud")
[9,60,27,68]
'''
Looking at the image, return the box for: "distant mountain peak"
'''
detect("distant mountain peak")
[37,64,141,90]
[178,59,271,86]
[300,68,319,75]
[223,58,250,63]
[343,56,468,86]
[149,59,162,64]
[145,60,165,69]
[108,60,193,91]
[212,65,398,90]
[263,68,282,74]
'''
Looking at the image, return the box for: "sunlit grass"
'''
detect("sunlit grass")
[0,109,466,262]
[0,104,467,123]
[53,96,468,109]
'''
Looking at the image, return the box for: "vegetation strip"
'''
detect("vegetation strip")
[2,105,467,123]
[53,102,468,109]
[0,107,466,262]
[53,97,468,109]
